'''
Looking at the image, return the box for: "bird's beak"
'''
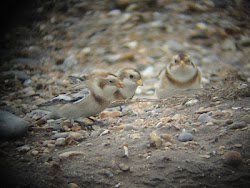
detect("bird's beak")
[136,79,143,86]
[179,60,185,67]
[117,81,124,88]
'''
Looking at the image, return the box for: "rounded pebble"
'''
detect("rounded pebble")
[229,122,246,129]
[224,151,242,167]
[55,138,66,146]
[119,163,130,171]
[178,130,194,142]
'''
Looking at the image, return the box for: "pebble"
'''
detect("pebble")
[221,39,236,51]
[155,122,164,128]
[124,41,138,49]
[99,169,114,178]
[2,70,30,81]
[31,150,39,156]
[123,125,134,131]
[0,110,29,138]
[100,130,110,136]
[69,132,85,141]
[108,9,121,17]
[213,119,233,126]
[134,119,144,126]
[150,131,162,148]
[42,140,55,146]
[51,132,70,139]
[199,155,210,159]
[229,122,246,129]
[119,163,130,172]
[90,131,100,138]
[165,142,172,148]
[9,57,40,66]
[117,13,132,24]
[160,134,173,142]
[197,112,212,123]
[16,145,32,152]
[185,99,199,106]
[23,46,42,58]
[205,122,214,126]
[22,87,35,96]
[178,129,194,142]
[201,77,210,85]
[35,119,47,126]
[234,144,242,148]
[71,125,82,131]
[243,115,250,124]
[59,151,84,160]
[77,130,89,137]
[196,22,208,30]
[62,55,78,68]
[55,138,66,146]
[223,150,242,167]
[47,144,55,148]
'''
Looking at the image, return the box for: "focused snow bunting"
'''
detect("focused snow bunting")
[156,53,202,98]
[38,71,124,120]
[108,68,143,108]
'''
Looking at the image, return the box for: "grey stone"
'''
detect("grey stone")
[77,130,89,137]
[51,132,69,139]
[63,55,78,68]
[2,70,30,81]
[9,58,40,65]
[178,129,194,142]
[99,169,114,178]
[55,138,66,146]
[221,39,236,51]
[0,110,29,138]
[198,113,212,123]
[119,163,130,171]
[16,145,32,152]
[90,131,100,138]
[243,115,250,124]
[229,122,246,129]
[123,125,134,131]
[185,99,199,106]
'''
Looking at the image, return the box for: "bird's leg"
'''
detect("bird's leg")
[87,117,105,126]
[74,120,94,131]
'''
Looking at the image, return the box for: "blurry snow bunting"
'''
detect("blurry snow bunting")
[156,53,202,98]
[108,68,143,108]
[38,71,124,120]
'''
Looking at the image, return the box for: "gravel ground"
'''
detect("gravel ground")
[0,0,250,187]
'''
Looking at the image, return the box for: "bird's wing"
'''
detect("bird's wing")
[38,87,90,106]
[157,67,166,79]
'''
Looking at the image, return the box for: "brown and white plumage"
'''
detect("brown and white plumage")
[38,71,123,119]
[156,53,202,98]
[108,68,143,108]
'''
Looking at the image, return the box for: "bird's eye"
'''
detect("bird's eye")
[174,59,178,64]
[129,75,134,79]
[109,80,113,84]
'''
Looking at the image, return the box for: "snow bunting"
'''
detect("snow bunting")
[156,53,202,98]
[38,71,124,120]
[108,68,143,108]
